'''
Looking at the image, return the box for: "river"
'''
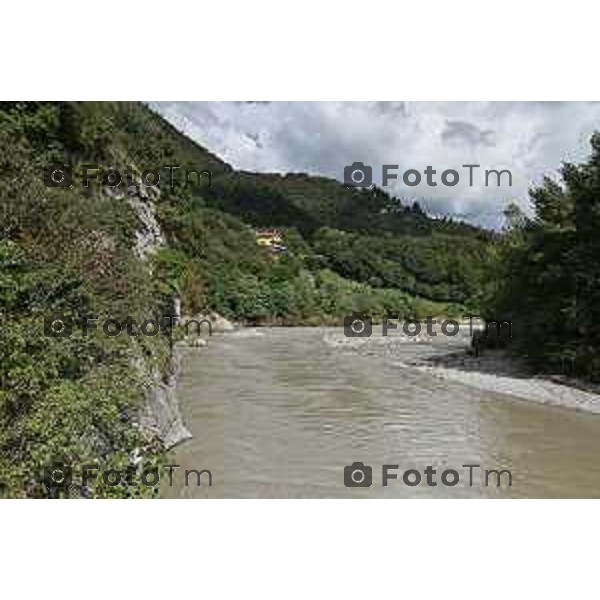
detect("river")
[162,327,600,498]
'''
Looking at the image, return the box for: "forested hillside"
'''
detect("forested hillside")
[115,102,496,318]
[0,101,495,497]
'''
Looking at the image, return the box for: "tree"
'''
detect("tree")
[489,133,600,379]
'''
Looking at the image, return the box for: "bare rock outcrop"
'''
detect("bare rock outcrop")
[104,178,189,449]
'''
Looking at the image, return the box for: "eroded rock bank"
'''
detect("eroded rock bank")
[138,346,192,449]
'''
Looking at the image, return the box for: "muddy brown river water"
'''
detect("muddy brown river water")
[162,327,600,498]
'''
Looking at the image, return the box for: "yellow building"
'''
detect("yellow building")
[255,229,287,254]
[255,229,282,247]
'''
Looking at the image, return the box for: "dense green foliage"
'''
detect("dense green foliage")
[486,133,600,380]
[0,103,172,497]
[0,101,493,497]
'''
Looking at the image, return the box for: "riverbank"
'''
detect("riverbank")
[320,326,600,415]
[401,349,600,414]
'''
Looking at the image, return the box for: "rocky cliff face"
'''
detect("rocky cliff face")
[107,178,191,449]
[104,177,164,261]
[136,347,192,449]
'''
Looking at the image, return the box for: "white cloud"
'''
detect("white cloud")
[152,101,600,228]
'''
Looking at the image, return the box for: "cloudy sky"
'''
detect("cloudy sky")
[152,102,600,229]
